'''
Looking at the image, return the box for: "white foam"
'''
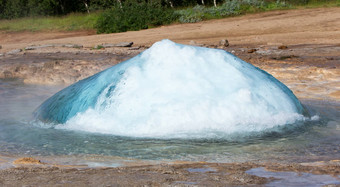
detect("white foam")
[57,40,306,138]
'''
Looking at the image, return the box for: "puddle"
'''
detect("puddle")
[84,162,121,168]
[246,167,340,187]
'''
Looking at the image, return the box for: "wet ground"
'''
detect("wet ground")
[0,158,339,186]
[0,43,339,186]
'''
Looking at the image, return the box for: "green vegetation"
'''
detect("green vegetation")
[176,0,269,23]
[175,0,340,23]
[0,13,99,32]
[95,1,177,33]
[0,0,339,33]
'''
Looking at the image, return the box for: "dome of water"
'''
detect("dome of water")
[34,40,307,138]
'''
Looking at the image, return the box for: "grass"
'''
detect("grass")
[294,0,340,8]
[175,0,340,23]
[0,12,100,32]
[0,0,339,33]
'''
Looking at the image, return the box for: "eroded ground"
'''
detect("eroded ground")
[0,156,339,186]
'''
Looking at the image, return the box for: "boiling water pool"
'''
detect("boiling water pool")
[0,79,339,163]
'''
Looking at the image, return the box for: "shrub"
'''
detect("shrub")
[176,5,205,23]
[176,0,271,23]
[95,1,177,34]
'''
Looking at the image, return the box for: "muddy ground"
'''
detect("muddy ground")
[0,157,339,186]
[0,7,339,186]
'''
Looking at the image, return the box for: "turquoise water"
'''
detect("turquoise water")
[0,79,339,163]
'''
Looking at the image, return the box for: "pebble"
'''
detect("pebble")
[102,42,134,48]
[219,39,229,47]
[189,40,204,46]
[247,48,257,53]
[278,45,288,49]
[128,46,141,50]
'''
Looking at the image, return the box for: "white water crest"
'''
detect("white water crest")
[36,40,307,138]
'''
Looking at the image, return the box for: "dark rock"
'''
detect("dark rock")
[247,48,257,53]
[115,42,134,47]
[102,42,134,48]
[219,39,229,47]
[278,45,288,49]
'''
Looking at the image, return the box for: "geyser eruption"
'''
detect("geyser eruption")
[35,40,307,138]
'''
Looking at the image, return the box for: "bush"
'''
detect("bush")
[176,0,272,23]
[95,1,177,34]
[176,5,205,23]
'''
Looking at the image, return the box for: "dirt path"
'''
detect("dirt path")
[0,7,340,52]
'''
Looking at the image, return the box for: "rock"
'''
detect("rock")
[102,42,134,48]
[62,44,83,48]
[7,49,22,55]
[278,45,288,50]
[0,45,2,49]
[115,42,134,47]
[128,46,141,50]
[247,48,257,53]
[25,46,35,50]
[25,44,54,50]
[189,40,204,47]
[219,39,229,47]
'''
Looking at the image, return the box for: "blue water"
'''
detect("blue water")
[0,78,339,163]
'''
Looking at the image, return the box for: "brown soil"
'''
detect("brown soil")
[1,7,340,52]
